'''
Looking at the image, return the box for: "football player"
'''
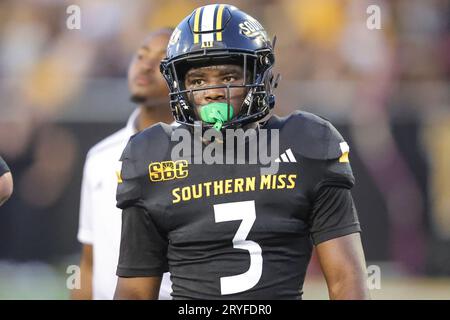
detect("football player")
[0,156,13,206]
[114,5,370,300]
[72,29,174,300]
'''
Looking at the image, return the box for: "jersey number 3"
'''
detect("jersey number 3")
[214,200,263,295]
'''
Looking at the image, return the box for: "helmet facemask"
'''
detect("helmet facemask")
[161,48,275,131]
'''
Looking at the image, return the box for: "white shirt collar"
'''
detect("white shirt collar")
[125,108,140,135]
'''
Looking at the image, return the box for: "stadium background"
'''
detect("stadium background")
[0,0,449,299]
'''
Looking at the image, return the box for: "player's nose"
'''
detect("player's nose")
[204,87,226,103]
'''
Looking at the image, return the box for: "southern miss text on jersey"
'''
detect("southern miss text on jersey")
[116,111,361,299]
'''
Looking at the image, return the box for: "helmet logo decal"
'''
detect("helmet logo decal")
[192,4,226,48]
[239,19,267,41]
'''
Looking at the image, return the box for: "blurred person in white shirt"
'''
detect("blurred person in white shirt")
[71,28,175,300]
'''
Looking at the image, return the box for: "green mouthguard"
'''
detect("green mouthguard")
[199,102,234,131]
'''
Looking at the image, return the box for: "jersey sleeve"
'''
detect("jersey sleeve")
[309,186,361,245]
[284,112,361,244]
[0,156,10,176]
[115,136,169,277]
[309,120,360,244]
[116,206,169,277]
[77,157,94,244]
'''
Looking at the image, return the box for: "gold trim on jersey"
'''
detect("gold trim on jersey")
[116,170,123,184]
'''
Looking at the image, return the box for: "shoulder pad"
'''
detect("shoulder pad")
[117,123,173,209]
[282,111,348,160]
[119,122,173,177]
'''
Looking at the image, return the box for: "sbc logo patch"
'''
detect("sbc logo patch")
[149,160,188,182]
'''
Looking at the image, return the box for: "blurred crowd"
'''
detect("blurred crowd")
[0,0,449,276]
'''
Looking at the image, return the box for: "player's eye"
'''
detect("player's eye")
[189,79,205,87]
[224,71,244,83]
[223,76,236,83]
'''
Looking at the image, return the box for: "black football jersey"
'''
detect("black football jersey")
[116,111,361,299]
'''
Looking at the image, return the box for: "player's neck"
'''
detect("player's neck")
[137,104,173,132]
